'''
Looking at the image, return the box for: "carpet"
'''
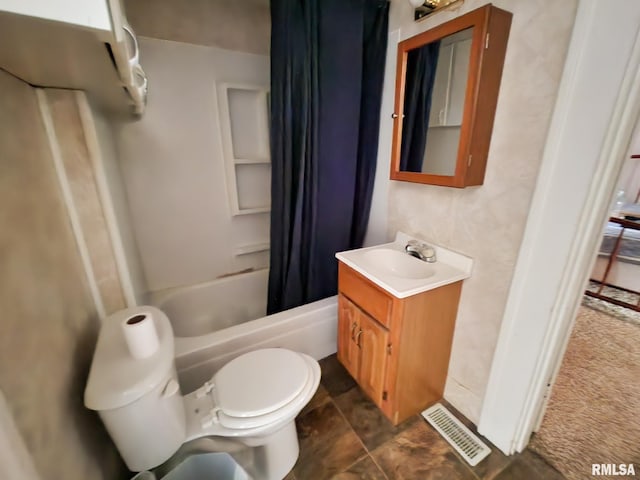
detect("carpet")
[529,306,640,480]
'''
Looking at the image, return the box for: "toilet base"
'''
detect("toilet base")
[232,421,299,480]
[157,421,300,480]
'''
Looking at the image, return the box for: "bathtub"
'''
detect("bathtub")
[151,269,338,393]
[152,269,271,338]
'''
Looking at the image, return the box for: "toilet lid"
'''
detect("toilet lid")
[213,349,309,418]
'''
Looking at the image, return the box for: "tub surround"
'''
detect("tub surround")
[116,0,273,302]
[113,37,271,295]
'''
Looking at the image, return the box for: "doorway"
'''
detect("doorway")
[528,146,640,478]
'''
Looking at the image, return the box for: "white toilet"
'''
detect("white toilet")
[84,306,320,480]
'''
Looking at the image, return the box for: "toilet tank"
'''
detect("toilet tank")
[84,306,186,472]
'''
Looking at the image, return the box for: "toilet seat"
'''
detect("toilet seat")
[216,361,315,429]
[213,348,310,420]
[184,349,320,440]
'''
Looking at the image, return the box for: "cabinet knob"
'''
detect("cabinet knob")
[355,329,363,348]
[351,322,358,340]
[391,113,398,119]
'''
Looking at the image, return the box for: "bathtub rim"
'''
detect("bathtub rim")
[173,296,338,393]
[174,295,337,359]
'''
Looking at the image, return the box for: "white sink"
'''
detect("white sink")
[361,248,436,280]
[335,233,473,298]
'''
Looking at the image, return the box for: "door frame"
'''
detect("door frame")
[477,0,640,455]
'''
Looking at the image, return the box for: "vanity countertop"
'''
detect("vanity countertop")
[335,232,473,299]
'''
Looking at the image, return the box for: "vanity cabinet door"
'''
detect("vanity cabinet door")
[337,295,360,380]
[357,312,389,404]
[338,294,390,403]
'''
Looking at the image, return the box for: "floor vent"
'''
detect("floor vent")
[421,403,491,466]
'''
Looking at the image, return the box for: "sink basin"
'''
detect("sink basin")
[361,248,435,279]
[335,233,473,298]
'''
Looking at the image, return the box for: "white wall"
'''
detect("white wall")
[370,0,578,423]
[114,38,270,294]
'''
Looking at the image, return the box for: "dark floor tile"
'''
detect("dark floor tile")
[334,386,418,451]
[332,455,388,480]
[300,383,331,418]
[283,470,297,480]
[439,399,512,479]
[494,450,565,480]
[371,419,476,480]
[319,354,357,397]
[472,446,512,480]
[294,401,367,480]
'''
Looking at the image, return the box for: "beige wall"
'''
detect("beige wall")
[123,0,270,54]
[0,70,126,478]
[384,0,578,422]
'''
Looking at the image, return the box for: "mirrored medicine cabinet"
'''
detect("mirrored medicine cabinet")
[390,4,512,188]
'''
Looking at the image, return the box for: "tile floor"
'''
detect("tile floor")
[285,355,565,480]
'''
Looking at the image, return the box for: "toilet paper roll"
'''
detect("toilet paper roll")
[122,312,159,359]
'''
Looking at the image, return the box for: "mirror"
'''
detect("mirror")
[390,4,512,187]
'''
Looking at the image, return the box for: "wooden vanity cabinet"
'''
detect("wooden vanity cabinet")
[337,262,462,425]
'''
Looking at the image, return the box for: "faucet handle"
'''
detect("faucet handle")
[422,246,436,262]
[405,240,437,262]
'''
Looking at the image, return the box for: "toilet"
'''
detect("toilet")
[84,306,320,480]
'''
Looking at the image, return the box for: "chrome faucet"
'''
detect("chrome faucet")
[405,240,437,263]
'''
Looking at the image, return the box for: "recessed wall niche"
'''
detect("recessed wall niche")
[217,83,271,215]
